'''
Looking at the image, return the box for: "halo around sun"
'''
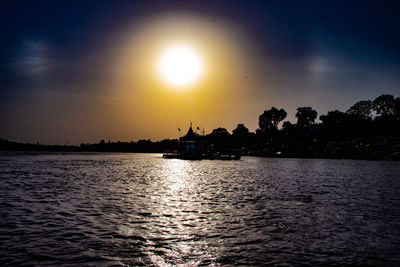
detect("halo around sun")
[158,44,203,87]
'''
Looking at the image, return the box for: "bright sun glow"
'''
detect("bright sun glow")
[158,44,203,87]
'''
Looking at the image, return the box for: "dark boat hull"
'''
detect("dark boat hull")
[162,153,241,160]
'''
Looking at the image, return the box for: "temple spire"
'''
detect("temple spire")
[183,122,196,139]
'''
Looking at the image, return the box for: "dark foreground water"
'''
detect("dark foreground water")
[1,152,400,266]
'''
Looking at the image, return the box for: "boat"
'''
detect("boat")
[162,152,241,160]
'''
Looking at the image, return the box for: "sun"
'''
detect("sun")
[158,44,203,87]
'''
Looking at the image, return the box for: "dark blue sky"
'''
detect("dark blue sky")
[2,0,399,59]
[1,0,400,144]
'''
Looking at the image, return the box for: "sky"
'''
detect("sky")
[1,0,399,145]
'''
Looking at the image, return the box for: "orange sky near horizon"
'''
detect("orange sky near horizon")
[71,15,265,144]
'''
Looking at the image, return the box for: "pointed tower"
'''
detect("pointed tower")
[184,122,196,139]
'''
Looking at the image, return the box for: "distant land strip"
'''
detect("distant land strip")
[1,94,399,161]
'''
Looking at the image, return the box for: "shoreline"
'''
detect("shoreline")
[1,150,398,162]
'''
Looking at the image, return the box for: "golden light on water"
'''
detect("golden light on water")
[158,44,204,87]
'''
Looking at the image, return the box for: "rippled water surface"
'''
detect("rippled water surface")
[1,152,400,266]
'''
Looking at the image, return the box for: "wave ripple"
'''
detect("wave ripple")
[1,152,400,266]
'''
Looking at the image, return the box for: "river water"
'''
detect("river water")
[0,152,399,266]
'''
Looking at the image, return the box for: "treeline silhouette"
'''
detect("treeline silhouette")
[0,139,178,153]
[1,94,399,160]
[238,94,400,160]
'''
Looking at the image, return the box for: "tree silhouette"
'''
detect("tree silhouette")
[232,123,250,148]
[346,100,373,120]
[395,97,400,118]
[207,127,231,151]
[282,121,294,131]
[232,123,249,137]
[211,127,230,138]
[373,94,396,116]
[296,107,318,127]
[319,110,359,138]
[258,107,287,132]
[320,110,349,126]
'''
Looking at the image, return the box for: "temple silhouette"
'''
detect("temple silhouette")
[163,122,241,160]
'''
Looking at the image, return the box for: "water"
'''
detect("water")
[0,152,399,266]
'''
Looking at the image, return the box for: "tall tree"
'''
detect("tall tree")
[295,107,318,127]
[208,127,231,151]
[373,94,396,116]
[319,110,358,138]
[210,127,231,138]
[346,100,373,120]
[232,124,250,148]
[320,110,350,126]
[232,124,249,137]
[258,107,287,132]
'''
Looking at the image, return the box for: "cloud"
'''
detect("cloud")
[12,39,52,76]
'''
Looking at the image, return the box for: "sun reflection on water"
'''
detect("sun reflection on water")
[142,159,219,266]
[162,159,192,193]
